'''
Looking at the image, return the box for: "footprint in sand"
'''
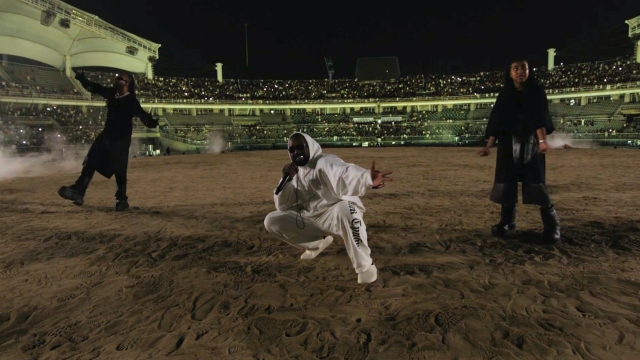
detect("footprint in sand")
[251,316,281,343]
[20,338,46,352]
[158,306,183,332]
[386,264,436,277]
[434,310,465,331]
[76,350,101,360]
[190,294,219,321]
[0,268,19,278]
[115,338,136,351]
[337,333,371,360]
[284,320,310,337]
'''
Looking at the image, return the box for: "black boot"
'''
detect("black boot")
[58,168,93,206]
[115,197,129,211]
[115,177,129,211]
[58,184,85,206]
[540,205,561,244]
[491,205,516,237]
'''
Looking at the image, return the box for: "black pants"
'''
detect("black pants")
[490,182,551,207]
[75,132,131,200]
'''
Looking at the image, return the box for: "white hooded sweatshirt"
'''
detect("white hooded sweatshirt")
[274,132,373,214]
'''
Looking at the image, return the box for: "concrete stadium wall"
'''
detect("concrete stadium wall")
[158,136,202,153]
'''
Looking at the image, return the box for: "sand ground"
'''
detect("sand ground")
[0,147,639,360]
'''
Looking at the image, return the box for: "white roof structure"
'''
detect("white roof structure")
[626,15,640,38]
[0,0,161,73]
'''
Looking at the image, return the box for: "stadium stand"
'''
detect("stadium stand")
[1,55,640,151]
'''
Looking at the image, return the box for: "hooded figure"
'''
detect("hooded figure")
[264,133,393,284]
[478,58,561,243]
[58,70,158,211]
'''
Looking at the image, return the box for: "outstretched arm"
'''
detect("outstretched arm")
[74,71,112,99]
[321,157,391,197]
[134,100,158,128]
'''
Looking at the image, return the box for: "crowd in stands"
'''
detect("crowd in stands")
[0,105,106,149]
[82,56,640,101]
[2,56,638,102]
[1,55,639,150]
[0,62,80,98]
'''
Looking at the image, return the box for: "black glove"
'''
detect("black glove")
[145,117,159,128]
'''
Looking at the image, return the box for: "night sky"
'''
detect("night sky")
[64,0,640,79]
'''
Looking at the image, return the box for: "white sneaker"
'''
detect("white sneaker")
[300,236,333,260]
[357,264,378,284]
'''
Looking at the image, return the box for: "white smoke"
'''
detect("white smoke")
[206,131,226,154]
[0,131,90,181]
[0,148,87,181]
[546,131,598,149]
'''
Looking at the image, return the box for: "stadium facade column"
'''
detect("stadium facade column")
[191,108,196,116]
[624,93,631,103]
[437,104,443,112]
[146,62,154,79]
[345,107,351,114]
[65,55,72,77]
[216,63,223,82]
[156,108,163,115]
[285,108,291,115]
[625,17,640,62]
[224,108,229,116]
[580,97,587,106]
[547,48,556,70]
[470,103,476,111]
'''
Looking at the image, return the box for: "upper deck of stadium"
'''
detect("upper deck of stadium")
[0,0,160,76]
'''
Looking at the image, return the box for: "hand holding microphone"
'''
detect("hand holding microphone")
[275,162,298,195]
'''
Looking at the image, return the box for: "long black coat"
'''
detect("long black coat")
[485,84,555,184]
[78,78,154,179]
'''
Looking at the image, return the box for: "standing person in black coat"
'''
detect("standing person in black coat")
[58,70,159,211]
[477,58,561,244]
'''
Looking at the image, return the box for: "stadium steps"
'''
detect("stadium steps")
[0,65,14,83]
[611,102,625,116]
[578,101,622,117]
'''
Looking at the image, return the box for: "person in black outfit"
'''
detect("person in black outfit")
[477,58,561,244]
[58,70,158,211]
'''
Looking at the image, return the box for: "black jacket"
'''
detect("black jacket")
[77,75,156,138]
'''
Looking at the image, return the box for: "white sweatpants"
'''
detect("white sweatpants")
[264,200,373,274]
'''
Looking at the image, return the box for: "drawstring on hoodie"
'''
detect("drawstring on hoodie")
[294,180,305,229]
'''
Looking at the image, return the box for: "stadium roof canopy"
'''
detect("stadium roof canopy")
[0,0,160,74]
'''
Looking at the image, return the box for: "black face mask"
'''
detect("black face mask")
[114,76,129,88]
[288,143,306,154]
[289,143,309,166]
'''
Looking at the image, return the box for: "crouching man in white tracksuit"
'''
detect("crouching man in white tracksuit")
[264,133,393,284]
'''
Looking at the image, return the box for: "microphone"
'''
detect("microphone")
[275,174,291,195]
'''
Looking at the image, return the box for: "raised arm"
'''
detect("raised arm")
[74,71,112,99]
